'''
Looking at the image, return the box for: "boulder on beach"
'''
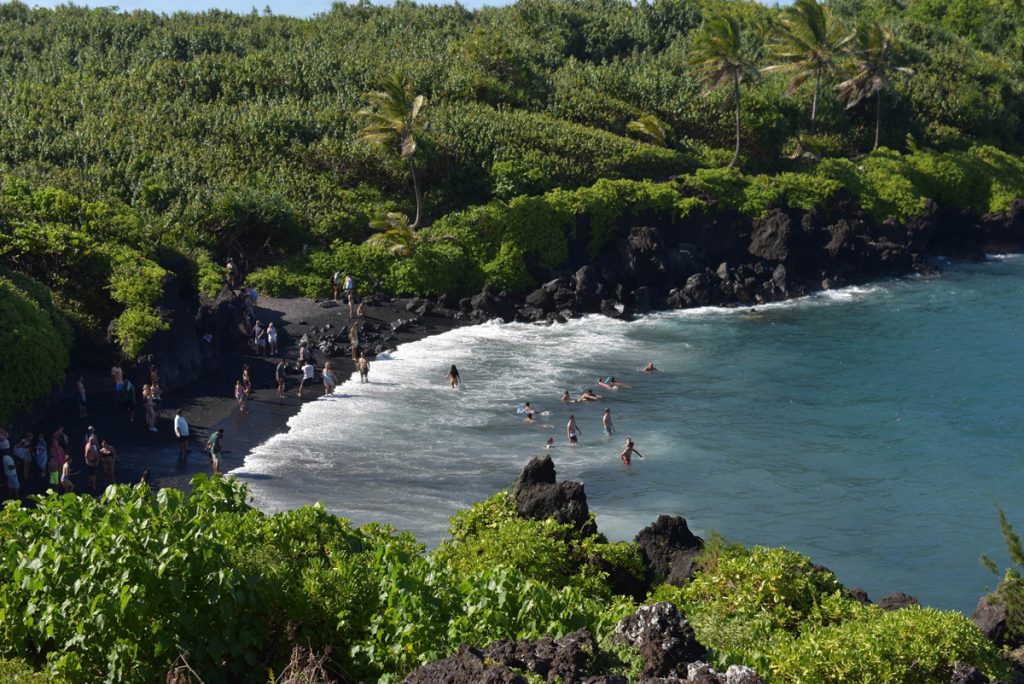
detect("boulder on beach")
[512,456,596,536]
[611,602,708,680]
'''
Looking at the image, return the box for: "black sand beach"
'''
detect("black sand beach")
[7,295,467,502]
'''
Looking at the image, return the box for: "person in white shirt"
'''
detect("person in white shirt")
[297,361,316,397]
[173,410,190,463]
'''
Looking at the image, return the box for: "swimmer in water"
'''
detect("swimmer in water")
[567,415,581,445]
[545,437,555,449]
[446,364,461,387]
[561,390,573,403]
[602,408,615,435]
[578,389,601,402]
[597,377,617,391]
[642,362,658,373]
[619,437,643,465]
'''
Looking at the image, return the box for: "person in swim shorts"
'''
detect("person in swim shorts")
[602,408,615,436]
[619,437,643,466]
[567,415,580,445]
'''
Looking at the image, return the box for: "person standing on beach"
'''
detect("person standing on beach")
[567,415,580,445]
[77,376,88,418]
[99,440,116,484]
[174,409,190,463]
[298,342,311,365]
[111,363,123,399]
[349,320,361,361]
[206,428,224,475]
[253,320,267,356]
[344,273,355,318]
[267,322,279,356]
[60,455,74,493]
[123,380,136,423]
[241,364,252,398]
[83,431,99,491]
[297,360,316,397]
[358,353,369,383]
[34,433,48,479]
[602,408,615,436]
[275,358,287,397]
[235,380,247,411]
[142,385,157,432]
[3,449,19,499]
[331,271,341,301]
[322,361,336,395]
[446,365,461,387]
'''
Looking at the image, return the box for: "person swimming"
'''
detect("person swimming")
[642,362,658,373]
[545,437,555,449]
[597,377,617,390]
[578,389,601,401]
[561,390,573,403]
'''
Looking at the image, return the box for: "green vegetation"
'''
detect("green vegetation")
[0,0,1023,419]
[981,507,1024,643]
[0,477,1007,683]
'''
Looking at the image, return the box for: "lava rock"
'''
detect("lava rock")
[512,456,596,536]
[635,515,704,587]
[611,602,707,679]
[949,662,990,684]
[483,628,596,684]
[402,644,526,684]
[877,592,920,611]
[972,594,1010,646]
[847,588,872,605]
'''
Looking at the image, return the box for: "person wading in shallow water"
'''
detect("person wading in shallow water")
[567,415,580,445]
[619,437,643,466]
[445,365,461,387]
[206,428,224,475]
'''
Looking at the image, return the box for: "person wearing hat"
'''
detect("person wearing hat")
[173,410,190,463]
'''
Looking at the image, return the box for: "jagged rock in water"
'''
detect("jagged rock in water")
[611,602,707,679]
[402,644,526,684]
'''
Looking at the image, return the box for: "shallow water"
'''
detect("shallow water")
[235,255,1024,613]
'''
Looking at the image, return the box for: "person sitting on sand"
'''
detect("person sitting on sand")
[642,362,658,373]
[619,437,643,466]
[578,389,601,402]
[446,364,461,387]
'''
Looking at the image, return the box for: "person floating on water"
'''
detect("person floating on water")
[642,362,658,373]
[578,389,601,402]
[598,376,631,390]
[619,437,643,466]
[602,408,615,436]
[446,364,461,387]
[567,415,580,445]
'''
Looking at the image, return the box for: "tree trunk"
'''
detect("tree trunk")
[873,90,881,151]
[408,157,422,229]
[810,67,821,135]
[729,73,741,169]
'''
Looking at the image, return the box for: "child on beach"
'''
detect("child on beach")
[322,361,336,395]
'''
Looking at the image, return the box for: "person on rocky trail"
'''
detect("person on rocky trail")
[226,257,237,289]
[174,409,190,463]
[567,415,581,445]
[619,437,643,466]
[254,320,267,356]
[331,271,342,301]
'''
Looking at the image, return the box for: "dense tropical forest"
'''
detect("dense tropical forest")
[2,0,1024,419]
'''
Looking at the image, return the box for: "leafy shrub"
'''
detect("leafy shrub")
[767,606,1010,683]
[0,272,72,422]
[981,506,1024,642]
[0,659,59,683]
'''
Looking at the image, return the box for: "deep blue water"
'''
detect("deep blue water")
[237,255,1024,613]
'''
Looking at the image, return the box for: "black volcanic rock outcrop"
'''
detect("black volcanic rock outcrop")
[635,515,704,588]
[512,455,596,536]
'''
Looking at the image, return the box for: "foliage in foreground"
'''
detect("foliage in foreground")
[981,506,1024,643]
[654,543,1010,683]
[0,477,1010,684]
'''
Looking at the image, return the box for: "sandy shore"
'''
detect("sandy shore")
[7,296,467,502]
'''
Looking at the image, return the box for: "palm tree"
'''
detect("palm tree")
[689,15,760,169]
[835,21,913,151]
[365,212,417,255]
[355,74,427,228]
[626,114,672,147]
[762,0,848,134]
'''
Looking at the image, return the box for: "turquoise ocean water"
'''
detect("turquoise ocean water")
[236,255,1023,613]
